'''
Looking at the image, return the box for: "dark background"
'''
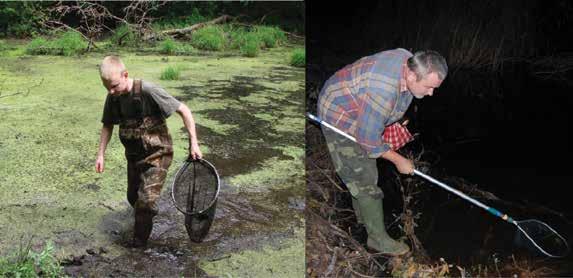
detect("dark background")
[307,1,573,223]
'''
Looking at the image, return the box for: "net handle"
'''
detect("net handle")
[308,113,570,258]
[171,158,221,215]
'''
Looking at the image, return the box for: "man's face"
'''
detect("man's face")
[406,71,443,99]
[101,71,129,96]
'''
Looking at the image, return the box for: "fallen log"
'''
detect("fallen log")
[144,14,233,41]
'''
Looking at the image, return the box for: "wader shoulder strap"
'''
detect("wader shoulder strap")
[132,79,145,118]
[134,79,142,96]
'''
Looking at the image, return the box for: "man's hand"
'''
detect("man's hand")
[381,149,414,175]
[95,155,105,173]
[394,156,414,175]
[189,142,203,160]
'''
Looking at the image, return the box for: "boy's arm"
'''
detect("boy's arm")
[175,103,202,160]
[95,124,114,173]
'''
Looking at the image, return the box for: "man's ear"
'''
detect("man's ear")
[122,70,129,79]
[406,70,416,82]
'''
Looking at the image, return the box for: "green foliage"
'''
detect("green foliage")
[109,24,139,47]
[153,7,209,31]
[25,31,86,56]
[228,26,248,50]
[0,40,8,52]
[229,25,287,57]
[254,26,286,48]
[160,65,181,80]
[191,26,226,51]
[240,33,261,57]
[0,241,66,278]
[0,2,46,37]
[160,38,177,55]
[53,31,86,56]
[290,48,305,67]
[25,37,51,55]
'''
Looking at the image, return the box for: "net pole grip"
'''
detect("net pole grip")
[487,207,514,223]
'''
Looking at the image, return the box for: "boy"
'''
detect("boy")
[95,55,202,246]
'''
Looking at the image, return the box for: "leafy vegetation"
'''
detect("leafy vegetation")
[290,48,305,67]
[0,241,66,278]
[191,25,226,51]
[160,65,182,80]
[240,33,261,57]
[25,31,86,56]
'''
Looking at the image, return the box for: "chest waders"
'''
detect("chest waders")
[118,80,174,245]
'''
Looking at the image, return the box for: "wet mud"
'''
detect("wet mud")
[64,179,304,277]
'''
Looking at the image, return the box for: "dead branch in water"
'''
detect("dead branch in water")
[143,15,233,41]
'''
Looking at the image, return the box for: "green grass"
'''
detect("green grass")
[109,24,139,47]
[0,241,66,278]
[240,33,261,57]
[0,40,8,52]
[152,8,208,31]
[159,38,177,55]
[290,48,305,67]
[25,37,50,55]
[255,26,286,48]
[25,31,86,56]
[160,65,181,80]
[191,26,226,51]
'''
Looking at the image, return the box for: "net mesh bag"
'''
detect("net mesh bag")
[513,219,569,258]
[171,159,220,242]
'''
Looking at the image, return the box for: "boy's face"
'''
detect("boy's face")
[101,70,130,96]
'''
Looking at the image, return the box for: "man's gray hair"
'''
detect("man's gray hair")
[407,50,448,81]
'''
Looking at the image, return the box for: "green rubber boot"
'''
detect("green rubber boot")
[357,196,410,256]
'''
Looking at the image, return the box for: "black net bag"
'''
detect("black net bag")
[171,159,220,242]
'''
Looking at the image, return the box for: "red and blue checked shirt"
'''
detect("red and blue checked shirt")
[318,48,414,158]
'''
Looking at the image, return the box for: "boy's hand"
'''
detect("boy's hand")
[189,142,203,160]
[95,155,105,173]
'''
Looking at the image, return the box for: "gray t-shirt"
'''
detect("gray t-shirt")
[101,80,181,125]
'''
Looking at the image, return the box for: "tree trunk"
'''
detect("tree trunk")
[144,15,233,41]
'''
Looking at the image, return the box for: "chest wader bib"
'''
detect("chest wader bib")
[118,79,174,244]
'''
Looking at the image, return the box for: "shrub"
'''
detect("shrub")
[159,38,177,55]
[53,31,86,56]
[255,26,286,48]
[25,37,50,55]
[191,26,225,51]
[25,31,87,56]
[290,48,305,67]
[160,65,181,80]
[228,27,248,50]
[240,33,261,57]
[110,24,139,47]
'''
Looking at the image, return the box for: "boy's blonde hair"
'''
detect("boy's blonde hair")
[100,55,126,80]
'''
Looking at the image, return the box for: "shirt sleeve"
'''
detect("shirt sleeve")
[145,83,182,118]
[101,94,119,125]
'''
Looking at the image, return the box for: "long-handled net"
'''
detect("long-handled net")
[308,113,570,258]
[171,159,220,242]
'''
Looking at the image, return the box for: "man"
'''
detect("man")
[95,55,202,246]
[317,49,447,255]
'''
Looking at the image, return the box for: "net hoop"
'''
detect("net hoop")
[170,158,221,216]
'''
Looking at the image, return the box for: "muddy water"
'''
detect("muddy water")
[177,68,304,177]
[65,180,304,277]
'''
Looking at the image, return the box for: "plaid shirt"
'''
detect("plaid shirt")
[318,48,414,158]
